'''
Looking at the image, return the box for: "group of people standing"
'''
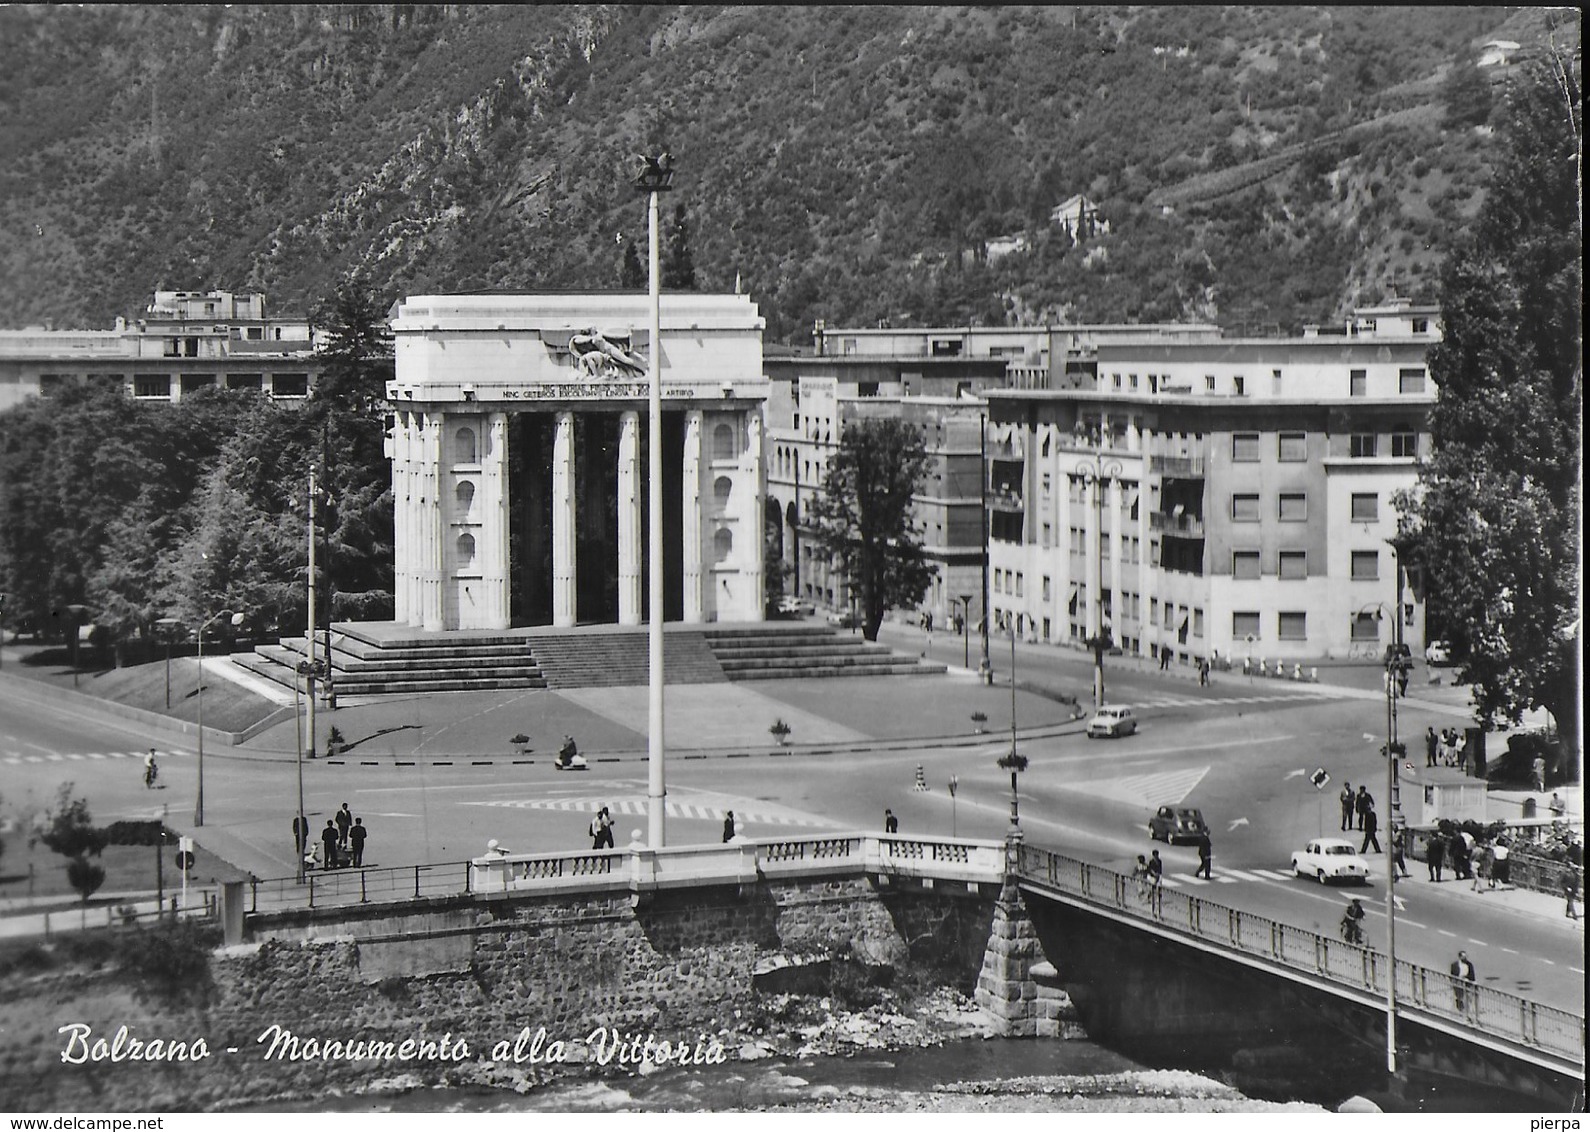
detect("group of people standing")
[297,802,368,870]
[1339,782,1384,855]
[1425,826,1512,891]
[1425,726,1465,769]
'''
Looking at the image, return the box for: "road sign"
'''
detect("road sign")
[1310,768,1330,790]
[176,835,195,871]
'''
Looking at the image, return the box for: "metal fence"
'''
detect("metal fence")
[248,861,475,914]
[1015,844,1584,1068]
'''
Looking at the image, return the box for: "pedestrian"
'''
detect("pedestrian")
[1471,842,1492,892]
[1198,658,1209,686]
[1339,783,1355,832]
[597,807,615,850]
[1565,870,1580,920]
[1450,833,1472,880]
[1425,726,1439,768]
[1549,792,1568,819]
[1160,649,1171,671]
[1450,950,1477,1012]
[291,814,307,858]
[1427,832,1445,882]
[1443,728,1460,767]
[320,820,340,870]
[1391,827,1410,879]
[1131,854,1149,899]
[722,810,736,842]
[1355,786,1372,832]
[1147,849,1164,892]
[349,817,367,866]
[884,808,898,834]
[1195,833,1213,879]
[1531,756,1546,792]
[1490,838,1510,887]
[589,810,606,850]
[1360,806,1382,855]
[335,802,353,849]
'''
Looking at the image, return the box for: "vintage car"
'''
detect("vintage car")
[1149,805,1209,844]
[1291,837,1372,885]
[1087,705,1138,738]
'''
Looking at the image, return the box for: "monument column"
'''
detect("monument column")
[419,412,446,633]
[552,410,578,627]
[479,411,511,630]
[392,412,413,625]
[617,410,643,625]
[682,409,704,623]
[745,410,765,620]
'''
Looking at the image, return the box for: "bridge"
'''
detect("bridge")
[216,831,1583,1095]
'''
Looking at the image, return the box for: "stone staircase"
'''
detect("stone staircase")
[523,628,725,689]
[704,623,945,680]
[234,623,546,696]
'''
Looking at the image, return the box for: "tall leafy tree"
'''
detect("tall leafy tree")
[662,203,696,290]
[807,416,934,641]
[620,238,646,288]
[1396,57,1581,759]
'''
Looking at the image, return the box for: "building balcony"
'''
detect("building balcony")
[1149,511,1205,538]
[989,489,1024,513]
[1150,455,1205,478]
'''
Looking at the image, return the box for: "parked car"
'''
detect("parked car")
[1424,639,1453,666]
[826,608,859,628]
[776,596,814,617]
[1291,837,1371,885]
[1149,805,1209,844]
[1087,705,1137,738]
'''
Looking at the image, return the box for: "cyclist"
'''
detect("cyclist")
[1341,897,1366,945]
[143,748,158,789]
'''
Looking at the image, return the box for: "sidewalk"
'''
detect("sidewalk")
[1390,859,1584,930]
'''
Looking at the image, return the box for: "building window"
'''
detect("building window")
[1391,430,1418,458]
[1205,375,1216,392]
[226,372,262,391]
[1278,611,1307,640]
[455,480,475,513]
[1399,368,1426,394]
[1277,432,1306,461]
[1015,573,1024,598]
[713,476,733,507]
[1041,522,1052,548]
[134,374,171,399]
[1413,318,1430,334]
[1232,433,1260,462]
[1352,612,1381,641]
[713,528,733,563]
[455,427,477,464]
[1278,493,1307,522]
[271,372,309,398]
[1233,375,1245,396]
[1231,494,1260,522]
[1279,550,1307,580]
[1193,608,1205,638]
[180,373,215,395]
[456,533,476,567]
[1042,576,1051,602]
[1350,433,1378,458]
[1233,611,1261,640]
[1232,551,1262,580]
[1351,493,1379,522]
[1351,550,1380,580]
[1350,369,1367,397]
[713,422,736,460]
[246,326,264,341]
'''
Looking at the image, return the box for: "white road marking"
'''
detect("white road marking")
[1468,938,1487,946]
[1501,947,1519,955]
[1439,929,1456,936]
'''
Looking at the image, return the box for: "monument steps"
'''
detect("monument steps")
[240,634,547,696]
[524,631,725,689]
[701,625,946,681]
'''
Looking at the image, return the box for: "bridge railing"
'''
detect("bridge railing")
[1016,844,1584,1066]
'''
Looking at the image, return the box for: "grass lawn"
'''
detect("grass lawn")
[4,644,281,734]
[0,826,249,907]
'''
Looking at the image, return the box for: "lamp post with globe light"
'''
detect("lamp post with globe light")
[195,609,244,827]
[1071,422,1123,709]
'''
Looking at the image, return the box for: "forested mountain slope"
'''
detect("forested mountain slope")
[0,5,1577,341]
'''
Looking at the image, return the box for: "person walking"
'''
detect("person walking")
[348,817,367,867]
[1471,842,1493,892]
[1194,833,1213,880]
[1131,854,1150,900]
[1339,783,1355,832]
[722,810,736,842]
[1427,831,1445,882]
[320,820,340,870]
[1450,950,1477,1012]
[1355,786,1372,832]
[589,810,606,851]
[1425,726,1440,768]
[1360,805,1382,855]
[1146,849,1164,900]
[597,807,615,850]
[1391,827,1410,879]
[1490,838,1510,887]
[1565,870,1580,920]
[884,808,899,834]
[335,802,353,849]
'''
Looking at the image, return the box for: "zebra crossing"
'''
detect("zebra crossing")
[1157,866,1300,889]
[1,747,190,767]
[1132,688,1345,711]
[463,794,828,829]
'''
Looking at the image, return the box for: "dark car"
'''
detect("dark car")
[1149,805,1210,845]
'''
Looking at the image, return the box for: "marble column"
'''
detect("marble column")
[682,410,704,623]
[419,413,446,633]
[478,412,511,630]
[745,410,765,621]
[618,410,643,625]
[552,411,577,628]
[393,412,413,625]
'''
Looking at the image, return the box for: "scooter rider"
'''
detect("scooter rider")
[559,735,578,768]
[1341,897,1366,944]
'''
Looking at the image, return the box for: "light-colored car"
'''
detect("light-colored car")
[776,596,814,617]
[1291,838,1372,885]
[1087,705,1137,738]
[1425,640,1453,666]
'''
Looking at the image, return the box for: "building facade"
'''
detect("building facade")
[0,290,319,411]
[983,301,1440,664]
[386,293,769,632]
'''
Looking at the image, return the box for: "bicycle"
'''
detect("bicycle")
[1340,910,1365,946]
[143,760,158,789]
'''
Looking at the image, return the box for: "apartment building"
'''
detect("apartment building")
[0,289,320,411]
[983,300,1440,665]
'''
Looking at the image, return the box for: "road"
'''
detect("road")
[2,635,1581,1010]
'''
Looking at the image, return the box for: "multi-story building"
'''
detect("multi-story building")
[0,289,320,411]
[983,300,1440,665]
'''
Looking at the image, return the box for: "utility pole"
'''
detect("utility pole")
[305,469,318,759]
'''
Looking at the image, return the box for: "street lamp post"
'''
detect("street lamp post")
[979,412,992,685]
[294,659,311,884]
[631,151,674,849]
[154,618,183,709]
[956,594,973,669]
[997,626,1028,838]
[1072,423,1122,709]
[195,609,243,827]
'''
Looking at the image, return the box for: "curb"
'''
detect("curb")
[0,668,279,748]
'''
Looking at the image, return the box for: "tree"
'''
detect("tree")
[620,238,645,288]
[1396,58,1582,761]
[662,203,696,290]
[807,417,934,641]
[39,783,107,903]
